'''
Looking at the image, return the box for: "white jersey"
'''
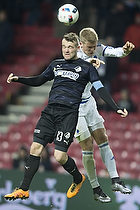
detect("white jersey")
[78,44,126,101]
[75,44,126,141]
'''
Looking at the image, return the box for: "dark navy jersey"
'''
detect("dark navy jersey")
[42,58,99,109]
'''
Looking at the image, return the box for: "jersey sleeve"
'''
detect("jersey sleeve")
[17,62,55,86]
[103,45,126,57]
[42,62,55,80]
[17,74,48,86]
[88,63,100,83]
[97,87,119,112]
[92,81,104,90]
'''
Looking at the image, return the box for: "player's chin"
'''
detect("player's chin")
[64,55,71,60]
[88,52,94,57]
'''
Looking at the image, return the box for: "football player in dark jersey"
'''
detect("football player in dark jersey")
[4,32,128,201]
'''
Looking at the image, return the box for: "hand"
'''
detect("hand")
[7,73,18,83]
[89,58,105,69]
[117,108,128,118]
[123,41,135,54]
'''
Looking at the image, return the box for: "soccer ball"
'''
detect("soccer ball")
[57,4,79,26]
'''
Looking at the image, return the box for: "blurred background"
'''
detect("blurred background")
[0,0,140,209]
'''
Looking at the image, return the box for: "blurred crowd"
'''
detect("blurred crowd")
[0,0,139,171]
[0,0,140,37]
[0,0,139,106]
[0,0,140,59]
[97,87,136,112]
[0,0,43,25]
[0,1,139,97]
[0,0,140,63]
[52,0,140,44]
[12,144,53,172]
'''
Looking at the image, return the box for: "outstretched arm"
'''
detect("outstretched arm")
[103,41,135,57]
[7,73,48,86]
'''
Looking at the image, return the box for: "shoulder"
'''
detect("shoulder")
[96,44,106,51]
[95,44,106,57]
[49,59,65,67]
[77,49,84,57]
[76,58,92,67]
[52,58,65,64]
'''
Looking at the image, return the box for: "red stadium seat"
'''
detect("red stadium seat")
[129,63,140,73]
[0,152,12,169]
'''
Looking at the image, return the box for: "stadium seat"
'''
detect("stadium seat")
[129,63,140,73]
[0,152,12,169]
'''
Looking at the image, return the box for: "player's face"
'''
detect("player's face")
[62,39,79,60]
[81,41,97,57]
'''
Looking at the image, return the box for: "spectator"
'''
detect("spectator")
[124,12,140,63]
[22,0,41,25]
[12,146,29,171]
[0,1,6,10]
[39,147,53,172]
[5,0,24,25]
[94,0,114,39]
[117,88,136,112]
[124,0,140,24]
[105,1,130,45]
[0,10,13,63]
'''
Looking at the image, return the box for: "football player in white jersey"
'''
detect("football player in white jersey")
[75,27,134,203]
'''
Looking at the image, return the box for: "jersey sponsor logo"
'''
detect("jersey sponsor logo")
[54,69,79,81]
[1,179,67,209]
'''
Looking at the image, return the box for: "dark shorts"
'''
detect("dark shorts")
[33,104,78,152]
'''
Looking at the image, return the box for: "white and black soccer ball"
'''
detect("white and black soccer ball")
[57,4,79,26]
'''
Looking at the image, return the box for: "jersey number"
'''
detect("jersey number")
[56,131,63,142]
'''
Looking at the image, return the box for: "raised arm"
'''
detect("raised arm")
[103,41,135,58]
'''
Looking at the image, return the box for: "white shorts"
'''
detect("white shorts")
[75,96,104,142]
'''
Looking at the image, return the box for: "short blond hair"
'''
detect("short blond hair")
[79,28,98,43]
